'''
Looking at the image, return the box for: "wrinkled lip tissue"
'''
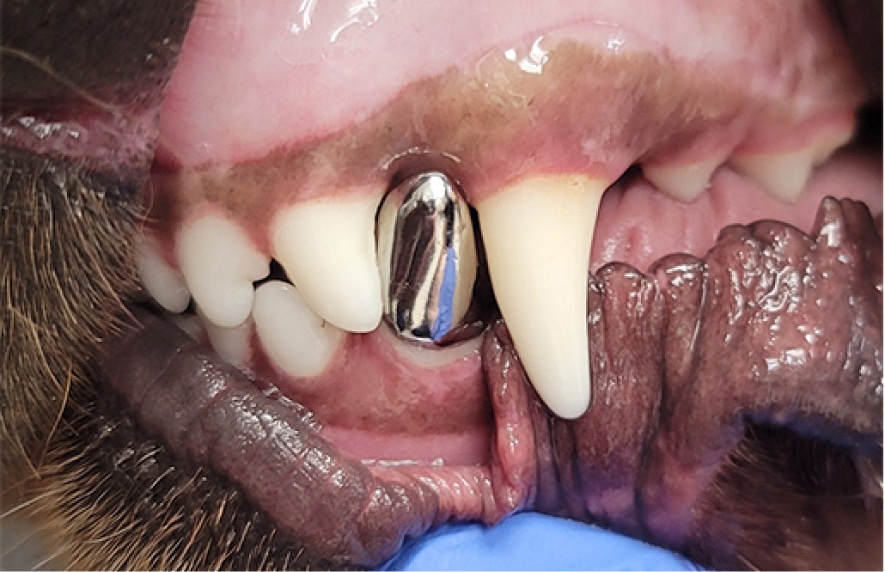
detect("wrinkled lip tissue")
[0,0,882,570]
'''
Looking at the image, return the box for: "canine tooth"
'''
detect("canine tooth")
[136,234,190,313]
[177,214,270,328]
[642,156,723,203]
[377,172,478,343]
[253,281,345,378]
[270,194,382,333]
[476,175,606,419]
[196,306,252,367]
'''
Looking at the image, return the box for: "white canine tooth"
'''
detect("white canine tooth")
[253,281,345,378]
[196,306,252,367]
[477,175,606,419]
[270,194,382,333]
[177,214,269,328]
[136,234,190,313]
[642,155,724,203]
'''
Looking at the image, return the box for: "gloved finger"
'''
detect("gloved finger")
[380,512,702,571]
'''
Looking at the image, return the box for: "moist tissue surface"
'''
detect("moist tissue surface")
[0,0,882,570]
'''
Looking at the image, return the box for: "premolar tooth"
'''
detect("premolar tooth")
[642,156,724,203]
[729,149,815,202]
[476,175,606,419]
[270,194,382,333]
[136,234,190,313]
[196,305,252,367]
[177,214,269,328]
[253,280,345,379]
[811,128,853,166]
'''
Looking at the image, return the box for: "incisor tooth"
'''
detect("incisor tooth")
[642,155,724,203]
[476,175,606,419]
[196,305,252,367]
[270,194,382,333]
[177,214,269,328]
[136,234,190,313]
[253,281,345,379]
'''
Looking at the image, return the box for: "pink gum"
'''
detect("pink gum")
[159,0,863,169]
[146,0,867,265]
[592,147,883,273]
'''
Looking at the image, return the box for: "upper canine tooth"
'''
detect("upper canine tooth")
[642,155,724,203]
[136,233,190,313]
[177,214,269,328]
[270,194,383,333]
[476,175,606,419]
[253,280,345,379]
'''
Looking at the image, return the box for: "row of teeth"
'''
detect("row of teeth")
[138,132,849,420]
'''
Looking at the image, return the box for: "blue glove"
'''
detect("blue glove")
[380,512,701,570]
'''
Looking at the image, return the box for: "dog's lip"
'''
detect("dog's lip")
[203,305,496,467]
[100,304,542,520]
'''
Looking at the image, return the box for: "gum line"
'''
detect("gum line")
[147,33,862,259]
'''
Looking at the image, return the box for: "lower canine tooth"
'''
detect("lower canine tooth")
[477,175,606,419]
[177,213,269,328]
[253,280,345,378]
[136,233,190,313]
[270,194,383,333]
[642,155,724,203]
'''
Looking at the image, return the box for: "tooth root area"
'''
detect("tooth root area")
[477,175,606,419]
[136,234,190,313]
[642,156,724,203]
[253,280,345,378]
[177,214,269,328]
[196,305,252,367]
[271,195,383,334]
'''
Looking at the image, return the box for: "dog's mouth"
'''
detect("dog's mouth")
[5,0,882,569]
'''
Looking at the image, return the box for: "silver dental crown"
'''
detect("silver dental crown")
[376,171,478,343]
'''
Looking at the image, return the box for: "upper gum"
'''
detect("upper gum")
[160,0,863,169]
[150,33,864,246]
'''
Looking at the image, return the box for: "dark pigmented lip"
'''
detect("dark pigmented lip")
[88,191,884,569]
[95,304,540,566]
